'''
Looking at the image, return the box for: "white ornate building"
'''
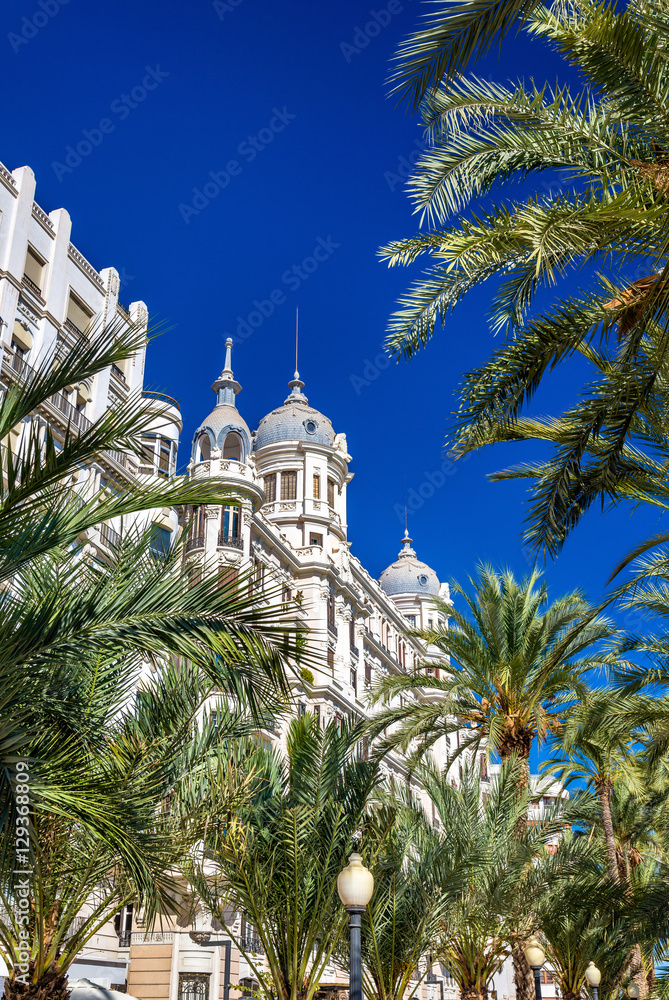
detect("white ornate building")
[182,337,453,775]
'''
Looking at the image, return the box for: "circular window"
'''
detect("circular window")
[304,419,317,434]
[419,574,428,586]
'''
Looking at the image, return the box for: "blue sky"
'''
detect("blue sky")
[2,0,658,627]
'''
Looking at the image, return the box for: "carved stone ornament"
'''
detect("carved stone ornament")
[205,505,220,519]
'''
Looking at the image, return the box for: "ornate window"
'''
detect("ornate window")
[281,471,297,501]
[179,974,210,1000]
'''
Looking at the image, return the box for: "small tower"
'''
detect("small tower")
[185,339,263,567]
[190,338,252,464]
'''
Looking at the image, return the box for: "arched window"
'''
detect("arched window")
[198,434,211,461]
[223,432,243,461]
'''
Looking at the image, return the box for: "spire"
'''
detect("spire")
[284,312,309,405]
[212,336,242,407]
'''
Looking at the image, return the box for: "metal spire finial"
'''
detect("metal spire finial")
[294,307,299,380]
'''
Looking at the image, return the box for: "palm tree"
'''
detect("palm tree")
[531,831,631,1000]
[0,317,311,1000]
[368,565,613,785]
[421,759,565,1000]
[0,651,257,1000]
[542,691,651,883]
[380,0,669,558]
[388,0,543,108]
[347,799,451,1000]
[193,715,382,1000]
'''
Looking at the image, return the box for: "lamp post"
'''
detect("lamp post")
[523,935,546,1000]
[627,985,640,1000]
[584,962,601,1000]
[337,852,374,1000]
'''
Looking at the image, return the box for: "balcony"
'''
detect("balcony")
[350,644,359,658]
[51,390,92,432]
[111,363,126,383]
[218,532,243,549]
[239,933,264,955]
[186,532,206,552]
[327,621,337,638]
[22,273,44,300]
[65,317,87,339]
[142,389,181,412]
[99,522,120,550]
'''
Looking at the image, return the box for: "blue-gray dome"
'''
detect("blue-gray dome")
[254,373,335,450]
[379,533,440,596]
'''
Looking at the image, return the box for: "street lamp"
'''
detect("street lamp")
[337,852,374,1000]
[523,935,546,1000]
[627,986,640,999]
[584,962,601,1000]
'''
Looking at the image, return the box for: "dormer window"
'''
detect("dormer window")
[223,431,243,462]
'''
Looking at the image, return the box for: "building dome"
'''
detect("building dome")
[254,372,335,450]
[379,532,440,596]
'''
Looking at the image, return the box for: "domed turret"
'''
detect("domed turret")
[191,338,252,463]
[254,371,334,450]
[379,531,440,597]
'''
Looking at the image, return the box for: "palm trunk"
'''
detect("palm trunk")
[3,968,69,1000]
[597,779,619,884]
[596,782,647,998]
[460,988,488,1000]
[629,944,648,999]
[512,946,535,1000]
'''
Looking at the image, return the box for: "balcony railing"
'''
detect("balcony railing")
[239,934,264,955]
[186,532,206,552]
[218,532,243,549]
[51,390,92,432]
[65,317,87,339]
[7,350,35,379]
[22,273,43,297]
[142,389,181,412]
[100,522,120,550]
[426,974,438,984]
[327,621,337,637]
[111,363,126,383]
